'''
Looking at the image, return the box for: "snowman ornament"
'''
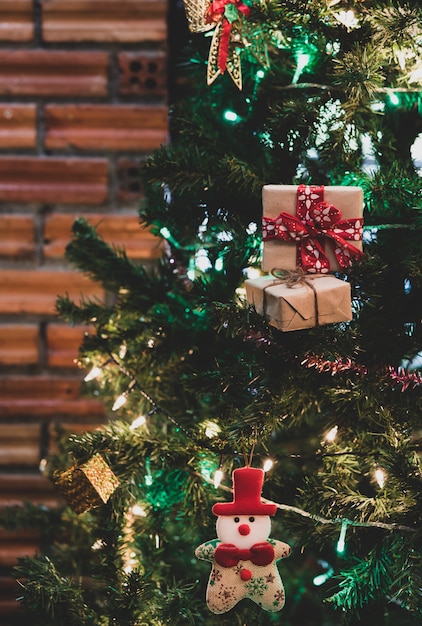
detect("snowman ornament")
[195,466,291,614]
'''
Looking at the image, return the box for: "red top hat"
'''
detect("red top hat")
[212,466,277,516]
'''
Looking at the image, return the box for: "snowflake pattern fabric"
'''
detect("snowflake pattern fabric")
[195,538,290,613]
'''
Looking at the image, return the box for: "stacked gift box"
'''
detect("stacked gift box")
[245,184,364,332]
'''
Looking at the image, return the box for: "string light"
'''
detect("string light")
[112,393,128,411]
[130,414,147,429]
[99,352,418,536]
[336,519,349,555]
[130,503,147,517]
[214,468,224,489]
[333,9,359,30]
[374,467,387,489]
[204,421,221,438]
[325,425,338,443]
[313,560,334,586]
[388,90,400,106]
[84,365,102,382]
[292,50,311,84]
[223,109,241,123]
[263,458,274,472]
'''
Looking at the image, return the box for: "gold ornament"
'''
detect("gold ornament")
[182,0,251,89]
[54,453,120,514]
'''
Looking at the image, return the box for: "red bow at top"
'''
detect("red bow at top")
[215,542,275,568]
[206,0,250,74]
[262,185,364,273]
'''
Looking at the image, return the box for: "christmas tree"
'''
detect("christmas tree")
[3,1,422,624]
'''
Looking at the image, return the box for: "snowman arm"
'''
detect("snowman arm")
[195,539,220,562]
[271,539,292,560]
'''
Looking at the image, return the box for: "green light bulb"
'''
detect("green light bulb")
[223,110,240,123]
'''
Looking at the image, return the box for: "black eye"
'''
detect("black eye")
[234,517,240,523]
[249,517,255,523]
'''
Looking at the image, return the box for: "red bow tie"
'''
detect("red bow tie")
[215,542,275,567]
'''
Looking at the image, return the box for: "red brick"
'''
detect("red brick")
[42,0,167,43]
[44,213,163,260]
[46,323,91,368]
[0,576,26,615]
[0,214,34,258]
[0,324,38,365]
[118,51,167,97]
[0,472,60,507]
[0,50,108,96]
[0,0,34,42]
[0,156,108,204]
[0,104,36,147]
[45,104,168,151]
[0,424,41,466]
[117,158,144,202]
[0,269,104,315]
[0,376,106,420]
[0,538,39,567]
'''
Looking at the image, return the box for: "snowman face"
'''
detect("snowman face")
[216,514,271,549]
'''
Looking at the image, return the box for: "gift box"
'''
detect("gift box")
[54,453,120,514]
[262,184,364,273]
[245,274,352,331]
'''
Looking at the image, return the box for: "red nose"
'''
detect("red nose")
[238,524,250,536]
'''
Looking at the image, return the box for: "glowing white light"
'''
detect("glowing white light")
[325,425,338,443]
[263,459,274,472]
[409,64,422,84]
[336,519,348,554]
[130,415,147,430]
[112,393,127,411]
[375,468,386,489]
[215,257,224,271]
[195,248,212,272]
[160,226,171,239]
[130,504,147,517]
[214,469,224,489]
[411,133,422,167]
[204,421,221,438]
[84,365,102,382]
[119,345,127,359]
[246,222,257,235]
[334,9,359,30]
[216,230,233,242]
[224,109,240,122]
[292,52,311,84]
[155,534,160,549]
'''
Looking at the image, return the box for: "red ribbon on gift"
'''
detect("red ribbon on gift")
[206,0,250,74]
[262,184,364,273]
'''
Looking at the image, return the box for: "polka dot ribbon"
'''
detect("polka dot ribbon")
[262,184,364,273]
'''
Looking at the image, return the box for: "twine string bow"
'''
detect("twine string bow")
[263,268,321,327]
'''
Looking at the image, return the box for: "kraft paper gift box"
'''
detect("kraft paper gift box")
[245,274,352,332]
[262,184,364,273]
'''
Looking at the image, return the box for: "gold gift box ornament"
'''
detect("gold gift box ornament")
[54,453,120,514]
[245,184,364,332]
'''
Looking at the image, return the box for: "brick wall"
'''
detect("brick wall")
[0,0,168,619]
